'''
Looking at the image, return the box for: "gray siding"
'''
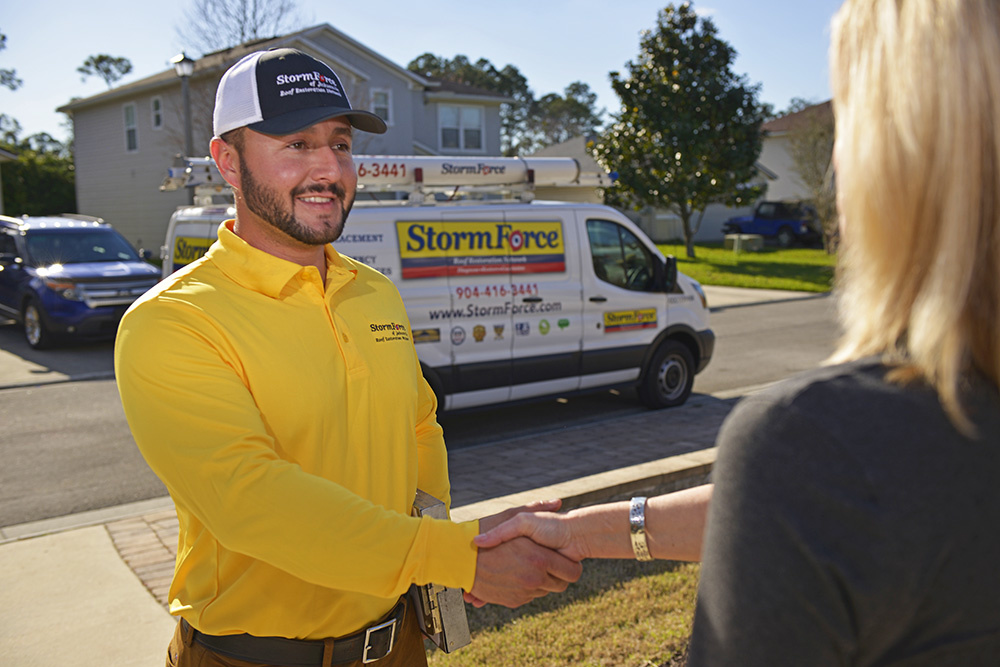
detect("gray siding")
[72,96,190,253]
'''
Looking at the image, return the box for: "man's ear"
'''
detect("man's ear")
[210,136,241,190]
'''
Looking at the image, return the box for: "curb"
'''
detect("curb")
[708,289,830,313]
[451,447,716,522]
[0,496,174,545]
[1,448,718,545]
[0,370,117,393]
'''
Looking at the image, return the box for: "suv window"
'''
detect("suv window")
[587,219,656,292]
[25,230,141,266]
[756,202,777,219]
[0,231,17,258]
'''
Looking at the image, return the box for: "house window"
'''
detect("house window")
[371,89,391,125]
[151,97,163,130]
[124,103,138,152]
[439,104,483,152]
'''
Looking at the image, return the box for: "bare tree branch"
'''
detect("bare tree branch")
[175,0,303,55]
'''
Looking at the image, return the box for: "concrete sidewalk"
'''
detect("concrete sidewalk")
[0,285,815,665]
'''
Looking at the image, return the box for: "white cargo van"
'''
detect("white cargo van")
[160,156,715,411]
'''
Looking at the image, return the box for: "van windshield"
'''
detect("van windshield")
[26,230,141,266]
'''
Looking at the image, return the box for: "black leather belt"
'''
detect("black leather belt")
[181,598,405,665]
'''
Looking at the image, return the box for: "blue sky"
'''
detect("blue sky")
[1,0,843,143]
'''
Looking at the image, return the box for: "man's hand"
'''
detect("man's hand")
[466,536,582,608]
[463,499,579,609]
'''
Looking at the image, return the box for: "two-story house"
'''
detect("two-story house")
[58,23,508,251]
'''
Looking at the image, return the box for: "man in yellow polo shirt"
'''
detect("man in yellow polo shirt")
[115,48,581,666]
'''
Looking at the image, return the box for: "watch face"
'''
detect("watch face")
[629,497,653,560]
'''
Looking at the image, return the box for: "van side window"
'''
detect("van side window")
[587,219,656,292]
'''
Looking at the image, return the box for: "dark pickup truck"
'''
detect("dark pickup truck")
[722,201,821,248]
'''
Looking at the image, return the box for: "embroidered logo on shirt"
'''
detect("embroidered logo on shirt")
[370,321,410,343]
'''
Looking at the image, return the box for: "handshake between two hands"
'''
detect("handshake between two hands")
[462,485,711,608]
[464,499,586,609]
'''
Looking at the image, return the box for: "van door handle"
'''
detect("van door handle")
[589,296,608,303]
[522,296,543,303]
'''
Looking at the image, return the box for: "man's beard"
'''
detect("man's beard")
[239,160,355,245]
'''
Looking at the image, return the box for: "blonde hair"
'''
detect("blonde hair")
[829,0,1000,431]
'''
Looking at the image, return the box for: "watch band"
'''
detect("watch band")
[629,496,653,561]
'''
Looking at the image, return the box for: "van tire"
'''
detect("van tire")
[638,340,694,409]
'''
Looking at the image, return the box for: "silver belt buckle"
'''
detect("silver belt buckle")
[362,616,397,663]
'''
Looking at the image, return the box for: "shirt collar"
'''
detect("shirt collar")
[207,221,357,298]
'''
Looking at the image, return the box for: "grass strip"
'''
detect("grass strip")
[658,242,837,292]
[427,560,699,667]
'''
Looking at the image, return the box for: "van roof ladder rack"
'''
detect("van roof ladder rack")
[161,154,609,206]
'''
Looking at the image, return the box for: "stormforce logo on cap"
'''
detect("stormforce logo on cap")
[275,70,344,98]
[214,47,387,137]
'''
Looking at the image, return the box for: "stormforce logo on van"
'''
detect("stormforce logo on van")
[441,162,507,176]
[397,221,566,279]
[603,308,658,333]
[172,236,213,271]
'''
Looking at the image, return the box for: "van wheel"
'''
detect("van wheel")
[638,340,694,409]
[23,298,56,350]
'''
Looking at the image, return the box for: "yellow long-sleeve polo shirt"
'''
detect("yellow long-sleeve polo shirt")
[114,221,480,640]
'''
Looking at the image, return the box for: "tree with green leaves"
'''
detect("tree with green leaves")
[77,54,133,88]
[0,115,76,216]
[534,82,605,147]
[0,31,22,91]
[593,3,767,258]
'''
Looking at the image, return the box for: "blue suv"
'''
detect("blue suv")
[0,214,160,348]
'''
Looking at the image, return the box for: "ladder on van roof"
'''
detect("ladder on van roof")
[160,154,610,206]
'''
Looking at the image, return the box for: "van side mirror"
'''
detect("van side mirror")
[662,255,678,292]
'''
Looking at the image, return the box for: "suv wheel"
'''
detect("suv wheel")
[638,340,695,409]
[23,298,55,349]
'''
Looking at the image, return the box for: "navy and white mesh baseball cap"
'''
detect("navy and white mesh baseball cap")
[213,48,387,137]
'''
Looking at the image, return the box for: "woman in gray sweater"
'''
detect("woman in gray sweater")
[476,1,1000,663]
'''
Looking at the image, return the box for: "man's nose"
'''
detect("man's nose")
[310,148,347,182]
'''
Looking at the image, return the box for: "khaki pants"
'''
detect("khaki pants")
[166,609,429,667]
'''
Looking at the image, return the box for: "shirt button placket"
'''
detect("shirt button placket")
[326,297,364,374]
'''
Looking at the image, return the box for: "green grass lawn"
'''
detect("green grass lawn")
[426,560,698,667]
[657,241,838,293]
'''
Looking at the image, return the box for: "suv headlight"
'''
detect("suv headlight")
[42,278,84,301]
